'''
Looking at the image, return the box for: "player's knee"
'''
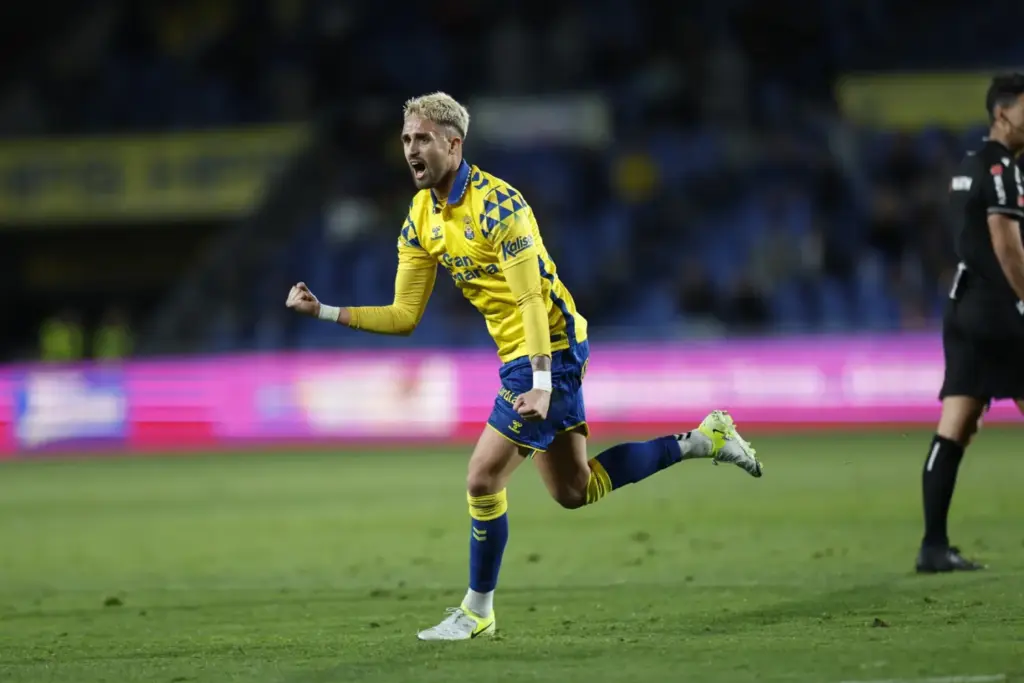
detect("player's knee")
[466,470,499,498]
[549,468,589,510]
[552,489,586,510]
[937,419,974,446]
[937,413,974,446]
[466,460,512,497]
[937,398,985,446]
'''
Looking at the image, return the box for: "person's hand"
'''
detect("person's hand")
[514,389,550,421]
[285,282,320,317]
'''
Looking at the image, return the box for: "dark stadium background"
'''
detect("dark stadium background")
[2,0,1016,360]
[0,2,1022,683]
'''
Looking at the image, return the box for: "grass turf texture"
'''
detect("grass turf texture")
[0,430,1022,683]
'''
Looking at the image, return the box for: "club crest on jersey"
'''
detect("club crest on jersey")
[991,164,1004,176]
[431,225,442,240]
[463,216,475,240]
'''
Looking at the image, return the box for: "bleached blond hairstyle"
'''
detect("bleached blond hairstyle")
[403,91,470,139]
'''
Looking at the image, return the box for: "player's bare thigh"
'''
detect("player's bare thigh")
[466,426,531,496]
[533,427,590,510]
[938,396,987,446]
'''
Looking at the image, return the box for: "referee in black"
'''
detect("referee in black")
[918,73,1024,573]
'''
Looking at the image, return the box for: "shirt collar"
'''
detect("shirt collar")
[431,160,472,210]
[984,137,1014,156]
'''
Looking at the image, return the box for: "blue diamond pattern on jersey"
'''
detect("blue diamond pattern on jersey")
[471,170,490,191]
[480,186,528,240]
[400,214,420,248]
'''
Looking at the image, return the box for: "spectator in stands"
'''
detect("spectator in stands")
[676,262,719,320]
[723,275,770,333]
[878,132,920,194]
[867,188,912,270]
[93,306,133,360]
[40,310,84,362]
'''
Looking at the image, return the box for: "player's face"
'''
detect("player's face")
[402,115,458,190]
[1003,95,1024,150]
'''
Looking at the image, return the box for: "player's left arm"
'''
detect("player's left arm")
[484,192,552,419]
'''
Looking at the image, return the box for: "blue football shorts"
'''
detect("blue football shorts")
[486,340,590,453]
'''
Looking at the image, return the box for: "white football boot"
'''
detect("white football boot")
[416,605,496,641]
[695,410,763,477]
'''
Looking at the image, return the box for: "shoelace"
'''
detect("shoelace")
[441,607,473,627]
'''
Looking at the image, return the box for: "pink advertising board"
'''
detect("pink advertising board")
[0,334,1018,456]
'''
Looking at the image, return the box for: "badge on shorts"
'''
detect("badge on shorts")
[463,216,475,240]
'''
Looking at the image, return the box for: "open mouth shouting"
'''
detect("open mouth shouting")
[409,159,427,181]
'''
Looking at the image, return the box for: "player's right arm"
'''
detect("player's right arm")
[286,214,437,336]
[342,250,436,335]
[983,160,1024,301]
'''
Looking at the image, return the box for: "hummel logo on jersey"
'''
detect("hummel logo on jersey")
[500,235,533,261]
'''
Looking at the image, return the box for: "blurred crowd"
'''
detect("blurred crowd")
[2,0,1022,358]
[37,308,133,363]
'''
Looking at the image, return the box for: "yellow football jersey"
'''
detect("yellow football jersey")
[398,160,588,362]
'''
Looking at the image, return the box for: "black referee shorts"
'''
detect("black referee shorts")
[940,313,1024,401]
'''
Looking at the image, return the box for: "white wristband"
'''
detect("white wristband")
[533,370,552,392]
[318,304,341,322]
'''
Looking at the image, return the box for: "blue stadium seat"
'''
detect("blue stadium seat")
[771,281,811,332]
[646,130,724,187]
[815,278,854,331]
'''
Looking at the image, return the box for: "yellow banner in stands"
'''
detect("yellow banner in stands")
[836,72,992,130]
[0,124,309,224]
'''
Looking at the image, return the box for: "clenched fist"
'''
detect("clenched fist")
[285,282,321,317]
[514,388,551,422]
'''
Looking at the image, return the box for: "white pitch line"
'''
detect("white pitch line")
[838,675,1006,683]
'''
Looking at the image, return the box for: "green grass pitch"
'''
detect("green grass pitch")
[1,429,1023,683]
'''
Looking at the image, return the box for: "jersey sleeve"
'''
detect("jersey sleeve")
[980,158,1024,219]
[481,186,539,267]
[480,186,551,359]
[347,212,436,335]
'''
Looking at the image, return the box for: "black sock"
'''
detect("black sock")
[922,434,965,548]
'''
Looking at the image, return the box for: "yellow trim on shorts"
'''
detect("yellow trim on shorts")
[559,421,590,438]
[486,423,542,455]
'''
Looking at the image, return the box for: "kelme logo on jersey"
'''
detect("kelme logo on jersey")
[500,235,534,261]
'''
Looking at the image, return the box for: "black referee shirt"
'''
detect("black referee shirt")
[947,139,1024,335]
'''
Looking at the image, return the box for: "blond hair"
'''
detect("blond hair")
[403,91,470,139]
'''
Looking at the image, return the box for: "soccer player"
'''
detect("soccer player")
[917,73,1024,573]
[285,92,763,639]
